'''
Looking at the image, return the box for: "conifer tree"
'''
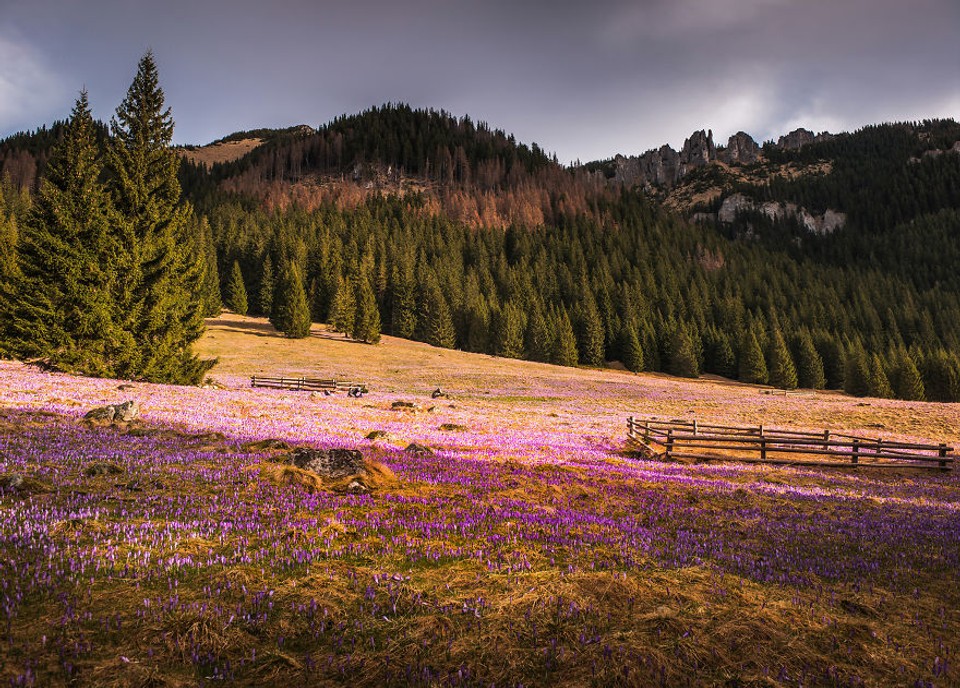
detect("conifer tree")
[0,190,17,286]
[271,262,312,338]
[225,261,248,315]
[919,349,960,402]
[108,51,212,384]
[550,307,579,367]
[843,341,871,397]
[738,329,768,384]
[794,330,826,389]
[198,217,221,317]
[576,293,605,367]
[3,91,127,376]
[494,301,525,359]
[389,256,417,338]
[866,353,894,399]
[525,301,551,362]
[667,325,699,378]
[814,332,845,390]
[419,274,456,349]
[890,348,924,401]
[766,328,798,389]
[352,275,381,344]
[464,294,491,353]
[621,325,645,373]
[330,275,356,334]
[258,256,274,317]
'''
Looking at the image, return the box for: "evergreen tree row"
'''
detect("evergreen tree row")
[209,191,960,401]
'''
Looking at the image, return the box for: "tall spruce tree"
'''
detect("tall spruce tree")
[258,256,275,317]
[419,274,456,349]
[197,217,221,317]
[271,262,312,338]
[109,51,212,384]
[550,306,579,367]
[3,91,127,376]
[738,329,768,384]
[891,348,925,401]
[576,293,605,366]
[225,261,248,315]
[667,325,700,378]
[621,325,645,373]
[330,275,356,334]
[352,275,382,344]
[866,354,894,399]
[494,301,526,359]
[794,330,826,390]
[766,328,798,389]
[843,340,871,397]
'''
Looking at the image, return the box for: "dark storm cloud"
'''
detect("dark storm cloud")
[1,0,957,162]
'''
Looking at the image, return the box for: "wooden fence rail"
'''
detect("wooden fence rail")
[250,376,368,394]
[627,416,954,471]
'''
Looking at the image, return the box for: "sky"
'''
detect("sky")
[1,0,958,164]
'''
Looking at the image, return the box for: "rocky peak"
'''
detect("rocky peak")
[777,128,834,150]
[718,132,760,165]
[680,129,716,169]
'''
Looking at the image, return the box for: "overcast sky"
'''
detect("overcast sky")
[1,0,958,163]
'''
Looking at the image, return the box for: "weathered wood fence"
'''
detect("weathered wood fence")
[627,417,954,471]
[250,376,368,394]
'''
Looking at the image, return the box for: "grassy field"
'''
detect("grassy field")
[1,313,958,686]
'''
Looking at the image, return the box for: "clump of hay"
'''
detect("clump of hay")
[255,458,398,494]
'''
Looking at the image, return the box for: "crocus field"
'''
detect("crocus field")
[1,315,959,687]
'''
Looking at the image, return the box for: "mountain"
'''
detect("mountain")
[3,106,960,400]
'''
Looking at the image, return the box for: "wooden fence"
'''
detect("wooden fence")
[250,376,368,394]
[627,417,954,471]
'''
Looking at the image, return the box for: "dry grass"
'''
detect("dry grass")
[177,139,264,167]
[197,312,960,448]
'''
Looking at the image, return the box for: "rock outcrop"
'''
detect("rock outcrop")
[717,193,845,234]
[717,132,761,165]
[776,128,834,150]
[614,126,834,190]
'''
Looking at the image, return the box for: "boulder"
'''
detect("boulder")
[291,448,365,479]
[84,400,139,424]
[0,473,51,495]
[391,401,420,410]
[404,443,435,456]
[83,462,124,478]
[1,473,24,490]
[84,405,116,422]
[366,430,389,440]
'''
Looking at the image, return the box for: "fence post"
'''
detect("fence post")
[628,416,635,440]
[644,420,650,443]
[852,439,860,465]
[693,420,699,436]
[760,437,767,462]
[876,438,883,459]
[251,375,257,388]
[666,429,674,461]
[940,444,948,470]
[759,424,764,437]
[822,429,830,452]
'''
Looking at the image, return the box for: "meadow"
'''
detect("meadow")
[1,314,958,686]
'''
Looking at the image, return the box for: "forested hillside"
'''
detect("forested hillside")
[2,105,959,400]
